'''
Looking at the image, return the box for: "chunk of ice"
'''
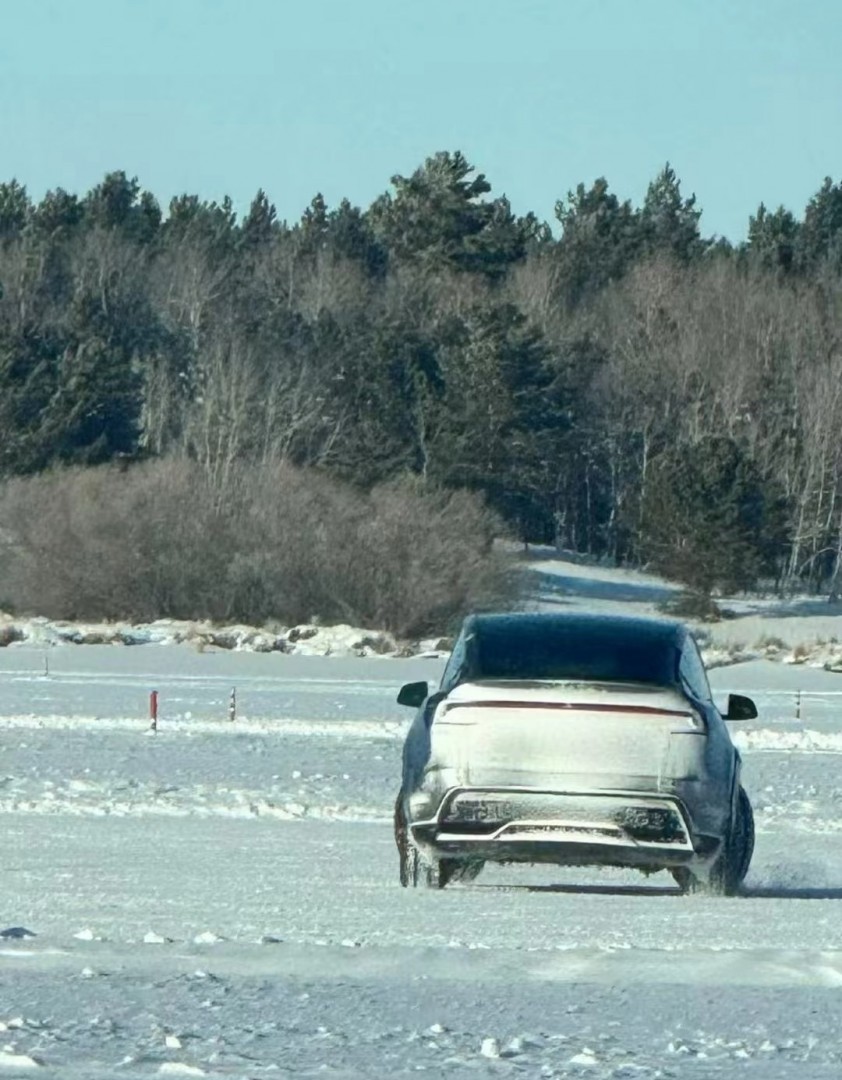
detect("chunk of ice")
[480,1038,500,1058]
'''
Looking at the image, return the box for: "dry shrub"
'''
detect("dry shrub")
[755,634,787,652]
[0,461,513,636]
[0,624,23,647]
[658,591,724,622]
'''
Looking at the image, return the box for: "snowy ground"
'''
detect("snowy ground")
[2,559,842,1078]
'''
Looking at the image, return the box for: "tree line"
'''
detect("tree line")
[1,153,842,602]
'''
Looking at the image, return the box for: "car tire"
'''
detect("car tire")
[395,794,412,887]
[731,786,755,883]
[673,787,754,897]
[440,859,484,887]
[402,849,450,888]
[404,850,483,889]
[396,793,485,888]
[426,857,460,889]
[709,785,754,896]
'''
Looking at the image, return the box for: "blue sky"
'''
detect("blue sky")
[1,0,839,241]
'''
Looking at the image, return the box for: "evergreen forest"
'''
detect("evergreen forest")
[2,153,842,626]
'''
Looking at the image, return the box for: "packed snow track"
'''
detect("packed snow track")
[2,646,842,1078]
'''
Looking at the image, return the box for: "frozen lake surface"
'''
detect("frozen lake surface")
[2,644,842,1078]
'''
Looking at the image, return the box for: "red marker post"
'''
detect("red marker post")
[150,689,159,732]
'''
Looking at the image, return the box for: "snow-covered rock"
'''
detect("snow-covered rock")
[569,1048,599,1066]
[0,1049,40,1069]
[480,1037,500,1058]
[0,613,457,660]
[193,931,223,944]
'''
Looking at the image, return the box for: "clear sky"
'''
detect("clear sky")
[1,0,840,242]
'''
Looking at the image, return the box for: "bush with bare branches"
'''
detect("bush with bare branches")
[0,461,513,637]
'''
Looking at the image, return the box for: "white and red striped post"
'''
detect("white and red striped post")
[150,689,159,732]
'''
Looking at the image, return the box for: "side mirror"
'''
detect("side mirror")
[724,693,757,721]
[397,681,429,709]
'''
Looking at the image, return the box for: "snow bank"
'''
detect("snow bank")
[702,639,842,672]
[0,613,449,659]
[4,607,841,671]
[733,728,842,754]
[0,713,403,739]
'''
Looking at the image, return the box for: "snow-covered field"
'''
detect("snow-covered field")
[521,552,842,669]
[3,558,842,1078]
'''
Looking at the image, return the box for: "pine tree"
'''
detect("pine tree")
[641,164,702,261]
[640,436,782,594]
[797,177,842,273]
[370,151,527,278]
[746,203,800,273]
[554,178,642,305]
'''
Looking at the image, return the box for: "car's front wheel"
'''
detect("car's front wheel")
[673,787,754,897]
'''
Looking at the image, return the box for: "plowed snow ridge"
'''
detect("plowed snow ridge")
[733,729,842,753]
[0,712,403,738]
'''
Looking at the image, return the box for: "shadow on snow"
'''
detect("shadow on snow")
[470,882,842,900]
[741,884,842,900]
[522,568,677,607]
[471,882,681,897]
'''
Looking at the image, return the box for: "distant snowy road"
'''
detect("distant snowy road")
[2,646,842,1078]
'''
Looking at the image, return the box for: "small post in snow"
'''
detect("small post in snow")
[228,687,237,723]
[150,689,159,732]
[43,652,49,678]
[795,689,801,722]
